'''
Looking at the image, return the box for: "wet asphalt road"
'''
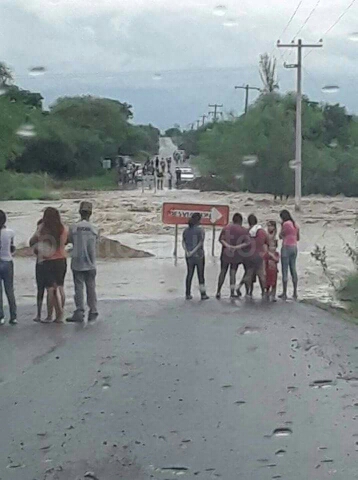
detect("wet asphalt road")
[0,298,357,480]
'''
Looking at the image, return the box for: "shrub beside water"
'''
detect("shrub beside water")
[0,172,58,201]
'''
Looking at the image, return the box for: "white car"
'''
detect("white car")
[180,167,195,181]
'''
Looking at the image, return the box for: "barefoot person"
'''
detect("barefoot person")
[67,201,99,323]
[30,207,68,323]
[216,213,250,299]
[182,213,209,300]
[264,241,280,301]
[0,210,17,325]
[279,209,300,300]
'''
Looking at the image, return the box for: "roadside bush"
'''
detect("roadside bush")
[0,172,55,201]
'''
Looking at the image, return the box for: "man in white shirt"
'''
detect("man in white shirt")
[0,210,17,325]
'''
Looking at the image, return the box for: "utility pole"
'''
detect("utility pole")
[208,104,223,122]
[200,114,207,126]
[234,84,261,114]
[277,38,322,211]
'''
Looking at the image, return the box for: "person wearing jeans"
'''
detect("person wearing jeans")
[182,213,209,301]
[67,201,98,323]
[279,209,300,300]
[0,210,17,325]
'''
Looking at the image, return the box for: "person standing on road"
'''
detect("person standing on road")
[182,213,209,301]
[264,241,280,302]
[216,213,250,299]
[30,207,68,323]
[175,168,182,189]
[245,214,269,297]
[167,157,172,172]
[157,169,164,190]
[32,219,47,323]
[0,210,17,326]
[168,171,173,190]
[67,201,99,323]
[279,209,300,301]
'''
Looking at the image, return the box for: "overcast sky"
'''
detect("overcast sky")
[1,0,358,129]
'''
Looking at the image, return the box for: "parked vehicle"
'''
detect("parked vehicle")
[179,167,195,181]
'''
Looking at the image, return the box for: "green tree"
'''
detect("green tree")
[0,62,13,87]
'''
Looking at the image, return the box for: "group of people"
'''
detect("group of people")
[0,200,300,326]
[143,156,178,190]
[182,210,299,302]
[0,202,99,325]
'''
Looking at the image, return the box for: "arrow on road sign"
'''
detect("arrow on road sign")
[210,207,222,224]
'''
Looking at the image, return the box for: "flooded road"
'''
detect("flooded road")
[2,186,357,309]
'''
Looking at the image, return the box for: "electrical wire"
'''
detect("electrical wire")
[305,0,357,58]
[279,0,304,39]
[322,0,357,36]
[293,0,322,39]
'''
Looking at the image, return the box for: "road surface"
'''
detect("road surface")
[1,298,357,480]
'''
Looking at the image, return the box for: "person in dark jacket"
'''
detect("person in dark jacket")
[182,213,209,301]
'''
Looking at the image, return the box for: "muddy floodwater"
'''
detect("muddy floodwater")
[2,187,357,311]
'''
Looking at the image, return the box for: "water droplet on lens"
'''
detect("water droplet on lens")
[237,326,260,335]
[223,18,239,27]
[29,66,46,77]
[213,5,227,16]
[16,124,36,138]
[152,73,162,81]
[349,32,358,41]
[310,379,334,388]
[242,155,258,166]
[289,159,299,170]
[273,427,292,437]
[322,85,339,94]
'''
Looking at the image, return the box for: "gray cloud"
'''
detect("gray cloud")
[1,0,358,128]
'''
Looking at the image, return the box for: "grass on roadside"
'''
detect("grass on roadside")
[0,171,59,201]
[55,171,117,191]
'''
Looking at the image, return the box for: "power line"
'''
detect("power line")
[279,0,304,38]
[275,1,304,65]
[305,0,357,58]
[234,84,261,114]
[293,0,322,40]
[322,0,357,36]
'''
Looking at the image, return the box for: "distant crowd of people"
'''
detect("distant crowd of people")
[143,156,184,190]
[182,210,300,301]
[0,202,98,325]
